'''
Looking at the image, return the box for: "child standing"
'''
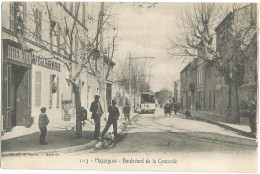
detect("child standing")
[38,107,49,145]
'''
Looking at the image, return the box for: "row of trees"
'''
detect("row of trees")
[168,3,257,123]
[115,58,151,107]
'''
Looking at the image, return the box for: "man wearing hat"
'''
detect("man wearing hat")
[90,95,103,140]
[101,100,120,139]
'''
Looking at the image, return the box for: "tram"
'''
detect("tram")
[140,91,156,114]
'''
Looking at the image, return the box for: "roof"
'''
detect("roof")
[180,63,191,74]
[215,4,255,32]
[103,55,116,67]
[215,12,233,32]
[141,91,155,95]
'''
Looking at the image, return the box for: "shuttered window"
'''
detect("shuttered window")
[56,76,59,108]
[35,71,41,107]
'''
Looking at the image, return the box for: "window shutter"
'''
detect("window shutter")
[10,3,14,31]
[49,75,52,108]
[57,76,59,108]
[35,71,41,107]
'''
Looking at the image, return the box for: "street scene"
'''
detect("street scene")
[1,2,258,172]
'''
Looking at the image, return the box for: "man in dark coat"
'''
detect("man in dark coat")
[248,100,256,135]
[174,103,178,115]
[101,100,120,140]
[90,95,103,140]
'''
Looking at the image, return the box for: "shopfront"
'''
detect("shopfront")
[2,39,62,131]
[2,40,32,131]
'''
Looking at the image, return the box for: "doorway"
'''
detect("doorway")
[3,64,31,130]
[12,64,31,126]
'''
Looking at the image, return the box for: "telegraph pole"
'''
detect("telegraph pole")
[129,52,132,105]
[127,53,153,109]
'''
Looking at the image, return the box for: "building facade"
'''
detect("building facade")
[179,4,257,122]
[1,2,115,132]
[173,80,181,104]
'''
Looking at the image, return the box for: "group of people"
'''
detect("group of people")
[164,101,180,116]
[90,95,131,140]
[38,95,131,145]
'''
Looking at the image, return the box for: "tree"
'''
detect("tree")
[168,3,257,123]
[10,2,118,137]
[155,89,172,107]
[115,58,150,105]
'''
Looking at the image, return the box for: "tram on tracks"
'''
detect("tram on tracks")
[140,91,156,114]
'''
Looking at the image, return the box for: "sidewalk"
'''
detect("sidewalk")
[189,110,255,139]
[1,112,138,155]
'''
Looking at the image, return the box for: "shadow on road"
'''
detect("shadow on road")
[106,131,257,153]
[2,130,93,152]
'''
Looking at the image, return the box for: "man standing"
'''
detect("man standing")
[90,95,103,140]
[123,103,131,125]
[101,100,120,140]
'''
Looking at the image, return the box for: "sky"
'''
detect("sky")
[112,2,191,92]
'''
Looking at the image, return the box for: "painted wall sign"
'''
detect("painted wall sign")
[7,45,61,72]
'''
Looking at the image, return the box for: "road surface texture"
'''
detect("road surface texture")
[71,109,257,154]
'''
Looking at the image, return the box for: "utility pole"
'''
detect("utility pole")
[129,52,132,105]
[127,54,153,110]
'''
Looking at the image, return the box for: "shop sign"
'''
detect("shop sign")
[7,45,60,72]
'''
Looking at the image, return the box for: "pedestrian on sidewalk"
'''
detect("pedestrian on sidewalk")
[185,109,192,119]
[38,107,49,145]
[81,107,88,127]
[174,103,178,115]
[101,100,120,140]
[164,103,170,116]
[248,99,257,135]
[90,95,103,140]
[123,102,131,125]
[169,101,174,116]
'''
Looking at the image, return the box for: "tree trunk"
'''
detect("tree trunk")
[226,84,240,123]
[73,84,82,138]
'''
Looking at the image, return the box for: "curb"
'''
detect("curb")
[2,140,98,157]
[193,116,256,139]
[2,113,141,156]
[179,110,256,139]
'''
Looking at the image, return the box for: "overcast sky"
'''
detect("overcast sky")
[113,2,192,92]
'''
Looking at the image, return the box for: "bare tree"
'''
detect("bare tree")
[168,3,257,123]
[115,59,150,104]
[10,2,118,137]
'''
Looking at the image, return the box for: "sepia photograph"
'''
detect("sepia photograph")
[0,1,258,172]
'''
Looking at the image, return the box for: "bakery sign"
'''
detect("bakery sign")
[7,44,60,72]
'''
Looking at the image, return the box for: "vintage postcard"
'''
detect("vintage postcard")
[1,1,258,172]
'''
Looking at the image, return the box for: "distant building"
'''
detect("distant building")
[179,4,257,123]
[173,80,181,104]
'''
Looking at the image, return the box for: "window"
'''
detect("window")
[49,74,59,108]
[10,3,15,31]
[10,2,25,33]
[82,3,86,26]
[35,71,41,107]
[28,70,31,107]
[34,8,42,42]
[56,23,61,53]
[56,76,59,108]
